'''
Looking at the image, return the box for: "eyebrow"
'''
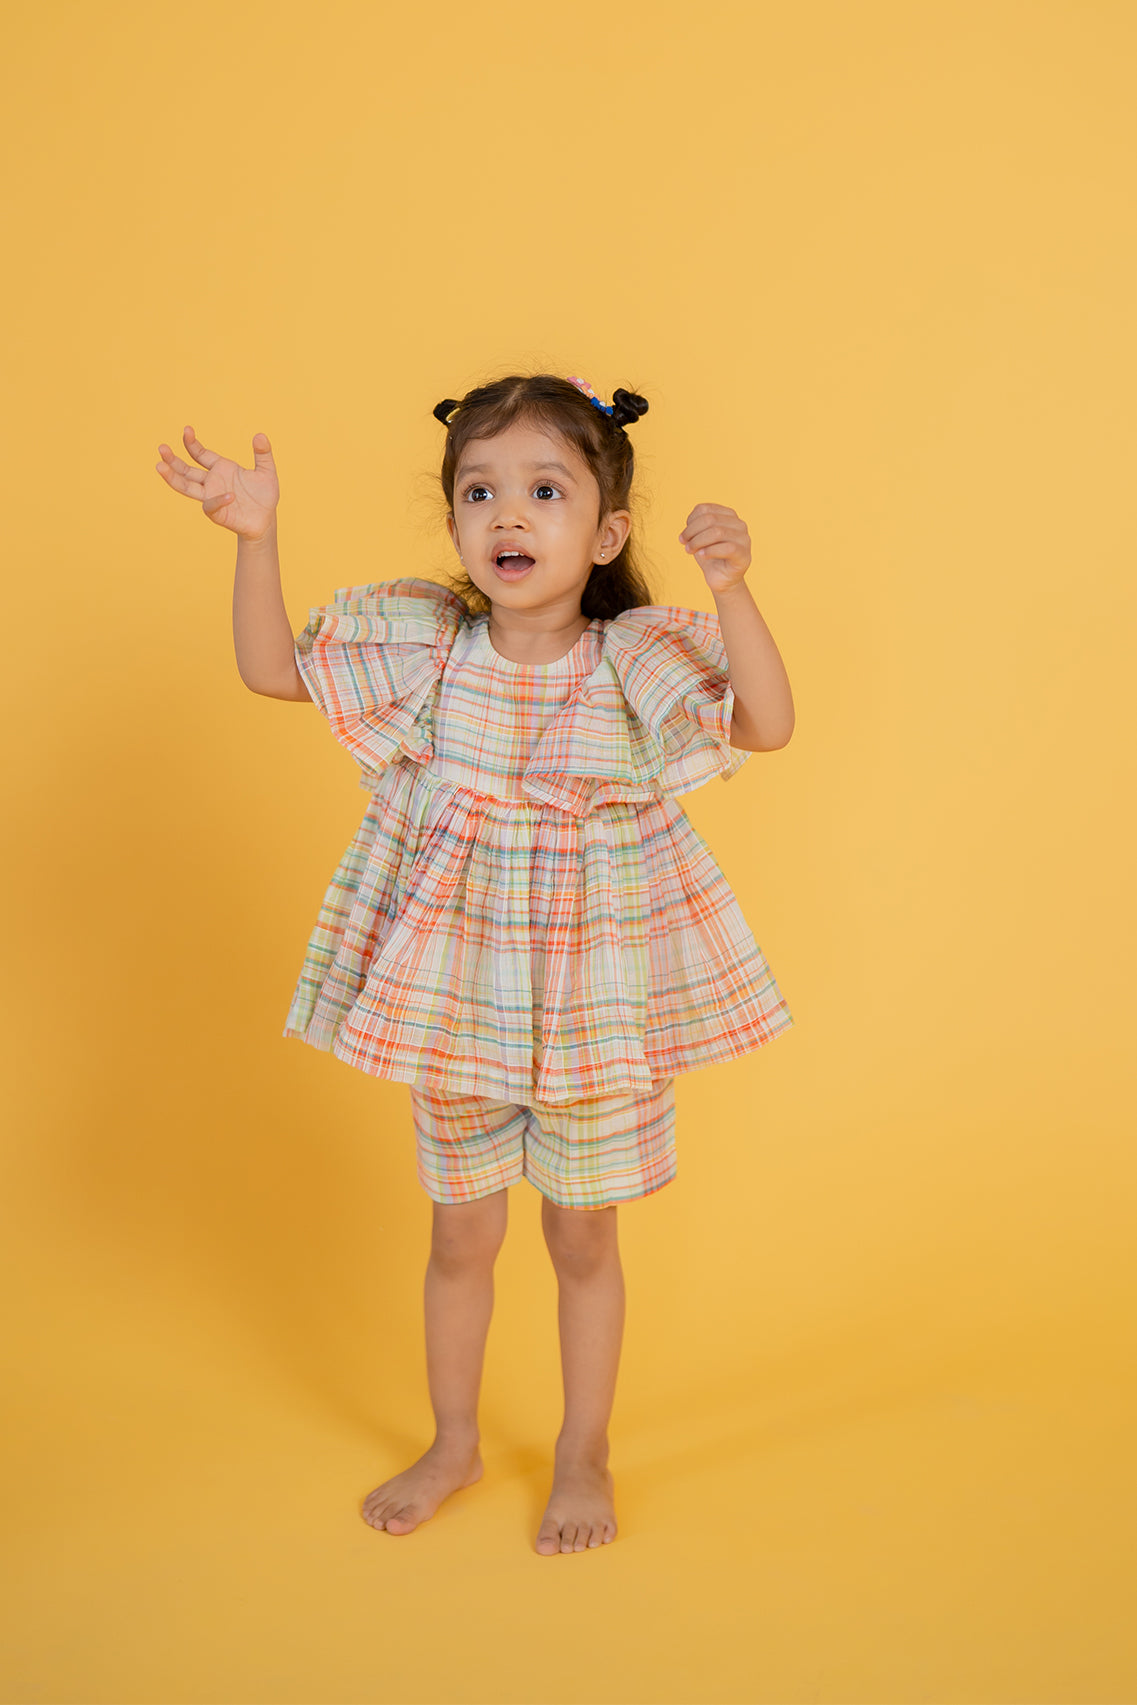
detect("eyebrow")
[457,460,577,480]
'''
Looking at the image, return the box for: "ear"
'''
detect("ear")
[445,513,461,555]
[598,508,632,558]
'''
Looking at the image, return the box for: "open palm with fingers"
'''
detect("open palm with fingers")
[155,426,279,540]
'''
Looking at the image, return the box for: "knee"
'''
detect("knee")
[542,1200,617,1277]
[429,1193,507,1274]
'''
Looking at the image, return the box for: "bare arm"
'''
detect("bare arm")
[678,502,794,752]
[712,579,794,751]
[155,426,310,702]
[233,521,310,700]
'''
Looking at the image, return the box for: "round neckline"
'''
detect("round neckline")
[476,613,599,670]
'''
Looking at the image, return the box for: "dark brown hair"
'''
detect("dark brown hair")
[432,372,655,620]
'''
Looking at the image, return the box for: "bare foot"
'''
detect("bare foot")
[361,1438,483,1535]
[535,1451,617,1554]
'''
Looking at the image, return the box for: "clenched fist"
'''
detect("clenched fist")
[678,503,751,594]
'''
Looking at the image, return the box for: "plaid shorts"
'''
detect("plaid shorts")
[409,1077,678,1210]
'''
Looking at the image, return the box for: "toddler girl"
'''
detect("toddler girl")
[155,372,795,1556]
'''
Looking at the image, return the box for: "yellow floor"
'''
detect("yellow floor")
[3,1165,1133,1705]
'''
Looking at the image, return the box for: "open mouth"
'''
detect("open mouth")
[493,549,536,577]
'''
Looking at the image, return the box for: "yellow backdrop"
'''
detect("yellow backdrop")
[2,1,1134,1700]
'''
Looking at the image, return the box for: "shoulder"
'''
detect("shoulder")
[293,579,472,762]
[298,578,470,653]
[594,602,732,712]
[598,602,729,669]
[601,602,726,644]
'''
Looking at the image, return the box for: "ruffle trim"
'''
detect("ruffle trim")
[294,578,467,786]
[521,607,749,815]
[294,580,750,811]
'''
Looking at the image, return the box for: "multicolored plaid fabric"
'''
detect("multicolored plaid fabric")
[283,578,794,1106]
[410,1076,678,1209]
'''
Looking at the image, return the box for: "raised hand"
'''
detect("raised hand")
[678,502,751,594]
[155,426,279,540]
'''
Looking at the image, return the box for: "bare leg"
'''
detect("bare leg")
[361,1188,508,1534]
[534,1197,624,1554]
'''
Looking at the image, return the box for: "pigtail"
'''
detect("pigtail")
[610,389,650,429]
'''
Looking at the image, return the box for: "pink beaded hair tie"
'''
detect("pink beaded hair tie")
[566,374,615,416]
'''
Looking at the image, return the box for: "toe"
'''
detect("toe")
[573,1526,589,1551]
[587,1525,602,1548]
[560,1522,577,1554]
[535,1519,560,1555]
[384,1504,420,1534]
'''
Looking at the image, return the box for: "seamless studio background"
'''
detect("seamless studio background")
[1,2,1135,1702]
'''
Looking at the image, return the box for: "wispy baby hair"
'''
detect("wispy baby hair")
[432,372,655,620]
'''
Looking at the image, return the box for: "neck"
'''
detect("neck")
[485,603,592,664]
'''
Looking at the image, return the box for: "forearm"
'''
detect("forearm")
[232,521,309,699]
[711,579,795,750]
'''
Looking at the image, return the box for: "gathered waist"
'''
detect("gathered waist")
[370,759,644,820]
[415,758,533,803]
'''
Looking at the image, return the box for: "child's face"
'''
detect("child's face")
[446,418,630,613]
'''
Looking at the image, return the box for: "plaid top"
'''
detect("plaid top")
[282,577,794,1104]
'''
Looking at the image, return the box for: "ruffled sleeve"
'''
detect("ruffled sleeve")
[522,604,751,817]
[294,577,467,787]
